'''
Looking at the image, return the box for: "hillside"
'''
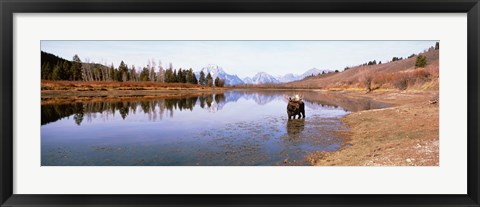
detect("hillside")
[282,48,439,91]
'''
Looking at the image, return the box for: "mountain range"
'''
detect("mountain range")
[194,64,244,85]
[194,65,330,85]
[275,68,332,83]
[243,72,280,84]
[243,68,332,84]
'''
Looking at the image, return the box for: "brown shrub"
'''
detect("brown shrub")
[392,73,410,90]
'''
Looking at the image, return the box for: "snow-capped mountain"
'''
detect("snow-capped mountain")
[247,72,280,84]
[276,73,297,82]
[301,68,328,78]
[195,64,244,85]
[276,68,332,83]
[242,77,253,84]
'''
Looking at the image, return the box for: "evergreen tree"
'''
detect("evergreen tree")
[140,67,149,81]
[185,69,192,84]
[61,61,70,80]
[118,61,128,82]
[192,73,198,84]
[71,54,82,80]
[435,42,439,50]
[206,73,213,87]
[214,77,220,87]
[178,68,185,83]
[199,71,206,85]
[109,65,115,81]
[41,62,51,80]
[182,69,187,83]
[415,55,427,68]
[173,69,178,83]
[165,68,173,83]
[52,63,61,80]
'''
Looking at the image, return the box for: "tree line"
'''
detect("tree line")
[41,51,225,87]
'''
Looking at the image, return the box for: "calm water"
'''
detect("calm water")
[41,90,387,166]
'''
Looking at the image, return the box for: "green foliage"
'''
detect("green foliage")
[214,77,225,87]
[52,63,61,80]
[178,68,186,83]
[41,62,51,80]
[367,60,377,65]
[185,68,198,84]
[164,68,172,83]
[392,57,403,62]
[140,67,149,81]
[173,69,178,82]
[199,71,206,85]
[415,55,427,68]
[117,61,129,82]
[109,65,115,81]
[206,73,213,87]
[71,54,82,80]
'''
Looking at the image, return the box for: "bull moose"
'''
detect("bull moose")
[286,95,305,119]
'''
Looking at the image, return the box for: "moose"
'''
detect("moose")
[285,95,305,119]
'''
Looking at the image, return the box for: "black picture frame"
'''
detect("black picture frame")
[1,0,479,206]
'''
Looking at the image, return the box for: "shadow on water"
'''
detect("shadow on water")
[41,89,389,166]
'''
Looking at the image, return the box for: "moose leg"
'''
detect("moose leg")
[299,102,305,118]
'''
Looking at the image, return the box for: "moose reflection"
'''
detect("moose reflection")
[286,119,305,139]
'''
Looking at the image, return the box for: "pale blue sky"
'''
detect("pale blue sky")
[41,41,437,78]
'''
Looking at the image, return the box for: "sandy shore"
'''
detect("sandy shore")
[306,90,439,166]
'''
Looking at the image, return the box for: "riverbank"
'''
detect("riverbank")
[41,80,230,104]
[306,90,439,166]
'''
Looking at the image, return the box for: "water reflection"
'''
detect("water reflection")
[41,90,388,166]
[286,119,305,139]
[42,90,387,126]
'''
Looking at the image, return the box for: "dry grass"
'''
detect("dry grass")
[307,91,439,166]
[281,49,439,92]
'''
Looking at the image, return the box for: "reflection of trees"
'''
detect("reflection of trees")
[41,94,226,126]
[41,90,387,126]
[42,103,84,125]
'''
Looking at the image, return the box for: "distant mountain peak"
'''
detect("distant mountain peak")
[276,68,332,83]
[195,65,244,85]
[246,72,280,84]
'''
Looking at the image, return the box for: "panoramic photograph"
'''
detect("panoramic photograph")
[41,40,439,166]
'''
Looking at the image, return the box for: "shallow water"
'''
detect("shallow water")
[41,90,387,166]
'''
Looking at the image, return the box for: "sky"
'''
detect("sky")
[41,40,437,78]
